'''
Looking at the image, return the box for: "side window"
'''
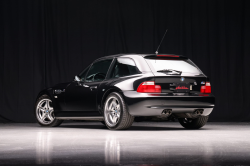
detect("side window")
[85,59,113,82]
[78,66,90,81]
[110,58,140,78]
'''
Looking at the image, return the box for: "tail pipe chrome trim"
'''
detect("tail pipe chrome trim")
[161,109,172,117]
[193,109,204,115]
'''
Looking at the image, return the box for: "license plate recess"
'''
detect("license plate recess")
[175,83,190,93]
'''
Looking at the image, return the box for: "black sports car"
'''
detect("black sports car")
[35,54,215,130]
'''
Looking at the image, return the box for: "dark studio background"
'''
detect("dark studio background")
[0,0,249,122]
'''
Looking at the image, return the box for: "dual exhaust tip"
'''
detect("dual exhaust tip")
[161,109,172,115]
[194,109,204,115]
[161,109,204,116]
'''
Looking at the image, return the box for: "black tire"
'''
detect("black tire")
[178,116,209,129]
[35,94,63,127]
[104,92,134,130]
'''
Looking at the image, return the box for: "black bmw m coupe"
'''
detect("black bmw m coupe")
[35,54,215,130]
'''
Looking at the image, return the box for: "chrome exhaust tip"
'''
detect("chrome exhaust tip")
[162,109,172,115]
[194,109,204,115]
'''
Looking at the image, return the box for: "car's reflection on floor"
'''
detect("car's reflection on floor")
[33,122,213,165]
[36,132,52,164]
[35,130,121,165]
[105,135,120,165]
[1,122,250,165]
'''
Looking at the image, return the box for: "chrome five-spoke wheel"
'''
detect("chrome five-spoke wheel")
[35,95,63,127]
[36,99,55,124]
[104,97,121,127]
[104,92,134,130]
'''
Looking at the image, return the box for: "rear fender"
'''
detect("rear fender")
[98,87,123,115]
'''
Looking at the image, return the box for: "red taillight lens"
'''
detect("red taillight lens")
[137,81,161,93]
[200,82,211,93]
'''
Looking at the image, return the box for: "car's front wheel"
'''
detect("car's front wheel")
[178,116,209,129]
[35,95,63,127]
[104,92,134,130]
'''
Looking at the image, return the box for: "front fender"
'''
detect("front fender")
[36,88,59,112]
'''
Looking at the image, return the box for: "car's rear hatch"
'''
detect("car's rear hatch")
[144,55,208,94]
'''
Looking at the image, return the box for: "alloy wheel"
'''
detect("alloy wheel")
[104,97,121,127]
[36,99,55,124]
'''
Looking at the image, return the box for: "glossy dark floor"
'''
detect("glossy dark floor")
[0,122,250,165]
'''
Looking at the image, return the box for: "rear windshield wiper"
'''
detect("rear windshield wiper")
[157,69,182,75]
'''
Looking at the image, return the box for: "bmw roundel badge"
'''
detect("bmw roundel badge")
[180,77,185,82]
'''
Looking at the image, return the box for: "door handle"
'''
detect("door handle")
[90,86,97,90]
[76,82,87,87]
[83,84,89,87]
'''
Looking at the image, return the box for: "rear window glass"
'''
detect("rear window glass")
[145,58,202,74]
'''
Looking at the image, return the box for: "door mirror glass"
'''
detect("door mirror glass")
[74,75,80,82]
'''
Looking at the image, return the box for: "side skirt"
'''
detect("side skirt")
[56,116,104,121]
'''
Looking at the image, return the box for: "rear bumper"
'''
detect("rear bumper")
[122,91,215,116]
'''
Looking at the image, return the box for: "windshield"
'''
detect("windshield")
[145,59,202,74]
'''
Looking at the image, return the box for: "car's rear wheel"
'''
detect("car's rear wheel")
[35,95,63,127]
[104,92,134,130]
[178,116,209,129]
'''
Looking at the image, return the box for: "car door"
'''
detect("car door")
[64,58,113,112]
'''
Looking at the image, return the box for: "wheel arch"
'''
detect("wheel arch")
[36,88,58,111]
[36,88,53,100]
[99,87,124,114]
[101,87,134,130]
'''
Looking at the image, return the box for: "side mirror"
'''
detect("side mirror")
[74,75,81,82]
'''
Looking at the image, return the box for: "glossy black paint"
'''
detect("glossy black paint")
[123,91,215,116]
[37,54,215,119]
[65,81,98,112]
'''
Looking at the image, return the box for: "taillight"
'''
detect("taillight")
[200,82,211,93]
[137,81,161,93]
